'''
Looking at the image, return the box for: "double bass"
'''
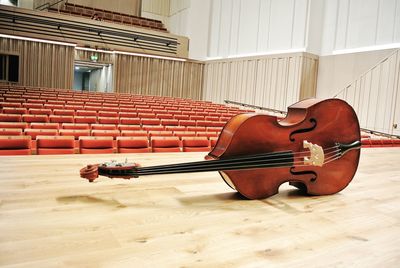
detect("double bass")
[80,98,361,199]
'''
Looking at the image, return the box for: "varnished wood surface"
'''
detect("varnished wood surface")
[0,148,399,267]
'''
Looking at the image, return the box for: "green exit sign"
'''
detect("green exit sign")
[90,54,98,62]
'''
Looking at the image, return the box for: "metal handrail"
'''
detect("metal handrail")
[36,0,66,11]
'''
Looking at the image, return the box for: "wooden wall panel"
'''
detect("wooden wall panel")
[202,52,318,111]
[334,49,400,135]
[114,55,204,100]
[0,37,74,89]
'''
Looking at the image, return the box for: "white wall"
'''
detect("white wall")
[206,0,310,58]
[321,0,400,55]
[317,48,397,98]
[142,0,400,59]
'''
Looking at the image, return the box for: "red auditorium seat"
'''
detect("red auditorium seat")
[179,120,196,127]
[149,131,174,137]
[36,136,75,155]
[205,116,219,121]
[161,119,179,126]
[61,123,90,130]
[173,131,196,139]
[120,117,141,125]
[49,115,74,124]
[198,120,223,127]
[208,112,221,117]
[165,126,186,132]
[79,136,114,154]
[76,110,97,116]
[91,130,120,139]
[98,117,119,125]
[182,111,196,116]
[167,110,181,115]
[0,128,23,136]
[187,126,206,132]
[22,114,48,123]
[28,108,52,115]
[44,104,64,110]
[74,116,97,124]
[53,109,75,116]
[22,103,43,109]
[91,124,117,130]
[30,123,59,129]
[0,114,22,122]
[190,115,205,121]
[207,127,223,132]
[197,131,219,138]
[59,129,90,139]
[121,130,148,137]
[98,111,118,117]
[151,137,181,152]
[117,137,151,153]
[0,122,28,129]
[118,124,141,131]
[141,118,160,125]
[220,117,231,122]
[2,107,28,114]
[24,128,58,140]
[0,102,21,108]
[138,113,157,119]
[84,106,102,112]
[174,115,190,120]
[0,136,31,155]
[142,125,164,131]
[119,112,137,118]
[182,137,210,152]
[47,100,65,105]
[392,139,400,146]
[157,114,174,119]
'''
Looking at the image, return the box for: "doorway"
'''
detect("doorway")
[73,62,113,92]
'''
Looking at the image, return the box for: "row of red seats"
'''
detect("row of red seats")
[361,138,400,147]
[0,115,227,127]
[0,87,211,103]
[0,122,222,131]
[0,122,223,130]
[49,3,168,32]
[0,128,221,140]
[1,107,236,119]
[0,95,220,103]
[0,89,214,99]
[0,96,229,104]
[0,136,218,155]
[0,101,241,113]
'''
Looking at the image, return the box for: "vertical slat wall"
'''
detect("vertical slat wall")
[114,54,204,100]
[0,37,74,89]
[335,49,400,134]
[202,53,318,111]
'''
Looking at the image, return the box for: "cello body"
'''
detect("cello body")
[208,98,361,199]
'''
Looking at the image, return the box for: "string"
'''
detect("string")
[134,147,343,176]
[98,144,346,177]
[137,145,341,174]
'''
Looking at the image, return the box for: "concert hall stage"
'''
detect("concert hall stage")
[0,149,399,267]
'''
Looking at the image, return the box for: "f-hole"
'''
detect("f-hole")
[290,167,317,183]
[289,118,317,142]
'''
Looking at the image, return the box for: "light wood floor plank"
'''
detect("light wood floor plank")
[0,148,399,267]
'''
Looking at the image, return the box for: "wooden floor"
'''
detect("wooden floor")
[0,148,399,267]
